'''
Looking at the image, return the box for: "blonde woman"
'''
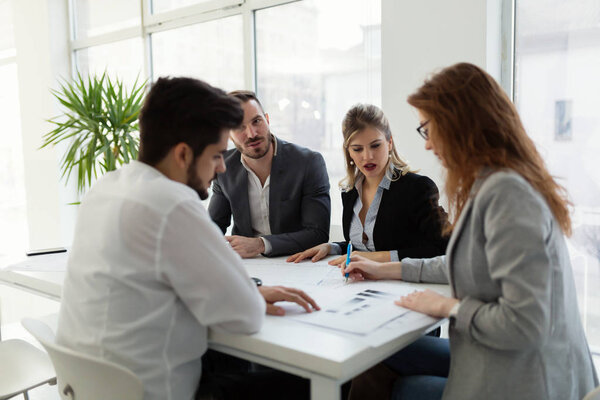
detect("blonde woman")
[288,104,448,265]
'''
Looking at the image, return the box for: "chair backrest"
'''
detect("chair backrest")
[22,318,143,400]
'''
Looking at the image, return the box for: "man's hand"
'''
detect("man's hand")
[328,250,391,266]
[394,289,458,318]
[286,243,331,263]
[258,286,321,316]
[225,235,265,258]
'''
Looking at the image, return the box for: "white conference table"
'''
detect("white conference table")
[0,253,449,400]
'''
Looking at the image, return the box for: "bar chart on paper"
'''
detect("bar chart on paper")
[243,257,440,338]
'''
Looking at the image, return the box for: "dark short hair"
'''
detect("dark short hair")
[228,90,265,113]
[138,77,244,165]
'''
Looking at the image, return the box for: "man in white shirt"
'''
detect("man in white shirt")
[56,77,317,400]
[209,91,331,258]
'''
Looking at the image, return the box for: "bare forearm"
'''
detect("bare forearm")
[379,261,403,280]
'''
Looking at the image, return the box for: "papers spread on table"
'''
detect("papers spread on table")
[3,251,68,272]
[244,257,444,341]
[244,257,345,288]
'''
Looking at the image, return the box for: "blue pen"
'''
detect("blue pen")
[345,243,352,282]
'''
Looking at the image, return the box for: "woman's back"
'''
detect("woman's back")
[443,170,597,399]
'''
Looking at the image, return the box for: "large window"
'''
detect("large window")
[0,0,28,255]
[151,15,244,91]
[75,38,145,83]
[73,0,141,39]
[514,0,600,352]
[256,0,381,222]
[69,0,382,224]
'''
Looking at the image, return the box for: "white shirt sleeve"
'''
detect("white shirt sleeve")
[260,237,272,255]
[158,200,266,333]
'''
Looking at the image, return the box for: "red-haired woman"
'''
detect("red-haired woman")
[344,63,598,400]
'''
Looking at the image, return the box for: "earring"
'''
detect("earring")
[349,160,354,165]
[389,152,392,158]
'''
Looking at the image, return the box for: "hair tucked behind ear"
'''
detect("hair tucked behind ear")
[340,103,414,190]
[408,63,572,236]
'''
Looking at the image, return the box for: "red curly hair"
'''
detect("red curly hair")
[407,63,571,236]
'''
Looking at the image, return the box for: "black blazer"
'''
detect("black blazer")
[208,137,331,257]
[336,172,448,260]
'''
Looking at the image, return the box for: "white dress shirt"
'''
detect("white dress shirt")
[56,161,265,400]
[240,157,273,254]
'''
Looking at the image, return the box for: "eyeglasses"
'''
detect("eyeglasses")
[416,120,430,140]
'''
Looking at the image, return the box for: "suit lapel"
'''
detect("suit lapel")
[230,152,253,235]
[342,189,359,240]
[446,196,474,297]
[445,173,490,296]
[268,137,284,232]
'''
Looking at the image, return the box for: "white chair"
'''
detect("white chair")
[584,386,600,400]
[0,297,56,400]
[0,339,56,400]
[22,318,143,400]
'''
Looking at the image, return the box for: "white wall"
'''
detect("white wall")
[13,0,76,250]
[381,0,504,199]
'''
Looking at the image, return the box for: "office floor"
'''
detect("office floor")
[2,284,600,400]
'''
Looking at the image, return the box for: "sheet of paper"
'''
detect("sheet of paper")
[244,257,345,287]
[3,252,68,272]
[244,257,442,337]
[287,283,413,335]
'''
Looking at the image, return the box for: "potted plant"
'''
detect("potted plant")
[41,72,147,196]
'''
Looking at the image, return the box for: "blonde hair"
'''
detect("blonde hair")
[339,104,414,190]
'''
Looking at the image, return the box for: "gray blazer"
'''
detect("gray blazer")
[208,136,331,257]
[402,170,598,400]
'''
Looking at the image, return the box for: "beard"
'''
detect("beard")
[235,134,271,160]
[186,162,212,200]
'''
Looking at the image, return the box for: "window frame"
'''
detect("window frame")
[68,0,301,90]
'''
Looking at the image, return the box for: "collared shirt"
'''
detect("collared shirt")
[56,161,265,400]
[331,174,399,261]
[240,137,278,254]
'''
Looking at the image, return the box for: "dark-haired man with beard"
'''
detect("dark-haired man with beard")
[56,77,316,400]
[209,91,331,258]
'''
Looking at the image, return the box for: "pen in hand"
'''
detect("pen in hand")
[344,243,352,282]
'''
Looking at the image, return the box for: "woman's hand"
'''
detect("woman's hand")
[286,243,331,263]
[395,289,458,318]
[341,255,402,281]
[328,250,391,266]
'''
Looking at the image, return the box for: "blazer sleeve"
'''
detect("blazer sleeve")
[208,178,232,234]
[396,176,448,260]
[453,176,555,350]
[264,152,331,256]
[401,255,449,284]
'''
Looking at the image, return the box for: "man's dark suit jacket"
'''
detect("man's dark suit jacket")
[336,172,448,260]
[209,137,331,257]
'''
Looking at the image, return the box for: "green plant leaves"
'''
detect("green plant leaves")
[42,71,147,194]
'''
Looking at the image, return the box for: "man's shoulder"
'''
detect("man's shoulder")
[85,162,200,214]
[277,138,322,162]
[223,147,242,165]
